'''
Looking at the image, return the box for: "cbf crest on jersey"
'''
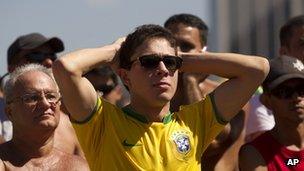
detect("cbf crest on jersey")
[171,130,191,154]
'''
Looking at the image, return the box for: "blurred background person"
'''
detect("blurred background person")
[164,13,249,171]
[240,56,304,171]
[246,15,304,143]
[84,65,124,106]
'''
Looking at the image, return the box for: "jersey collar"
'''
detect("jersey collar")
[122,106,173,124]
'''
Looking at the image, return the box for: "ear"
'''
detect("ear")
[279,46,288,56]
[260,93,272,110]
[5,105,13,121]
[117,68,131,88]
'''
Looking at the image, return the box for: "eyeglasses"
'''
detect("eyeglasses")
[26,52,57,63]
[132,55,183,71]
[95,84,116,94]
[8,92,61,106]
[271,85,304,99]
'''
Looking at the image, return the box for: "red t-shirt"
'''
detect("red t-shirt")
[248,131,304,171]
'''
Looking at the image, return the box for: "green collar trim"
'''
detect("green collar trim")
[122,107,149,123]
[122,106,173,124]
[162,112,173,124]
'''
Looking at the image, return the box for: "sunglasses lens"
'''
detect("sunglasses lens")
[95,84,116,94]
[27,53,44,62]
[139,55,160,69]
[139,55,182,71]
[297,87,304,97]
[27,53,57,63]
[272,88,291,98]
[272,86,304,99]
[163,56,182,70]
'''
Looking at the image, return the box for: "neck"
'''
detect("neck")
[129,96,171,122]
[11,128,55,158]
[271,121,304,150]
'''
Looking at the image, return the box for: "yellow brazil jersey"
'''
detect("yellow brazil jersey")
[72,94,226,170]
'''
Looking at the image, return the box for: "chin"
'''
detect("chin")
[156,93,173,103]
[37,120,58,130]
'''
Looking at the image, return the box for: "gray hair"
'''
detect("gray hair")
[4,63,58,103]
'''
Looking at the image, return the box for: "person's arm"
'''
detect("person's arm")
[239,145,267,171]
[52,38,124,121]
[180,52,269,122]
[182,73,205,103]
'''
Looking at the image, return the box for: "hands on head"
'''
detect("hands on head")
[108,37,126,73]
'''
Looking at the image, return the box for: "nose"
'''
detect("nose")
[156,61,169,76]
[39,95,52,107]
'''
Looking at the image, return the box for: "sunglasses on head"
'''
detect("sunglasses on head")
[134,55,183,71]
[26,52,57,63]
[271,85,304,99]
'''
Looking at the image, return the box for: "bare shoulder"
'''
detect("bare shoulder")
[239,144,267,171]
[55,149,89,171]
[55,112,85,157]
[64,154,89,171]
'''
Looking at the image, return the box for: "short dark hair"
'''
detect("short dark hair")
[280,15,304,47]
[164,13,209,46]
[118,24,177,69]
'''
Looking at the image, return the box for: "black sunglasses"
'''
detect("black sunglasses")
[134,55,183,71]
[95,84,116,95]
[26,52,57,63]
[271,85,304,99]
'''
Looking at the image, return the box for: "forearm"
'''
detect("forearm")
[52,42,121,121]
[181,52,269,121]
[55,44,118,77]
[181,52,269,80]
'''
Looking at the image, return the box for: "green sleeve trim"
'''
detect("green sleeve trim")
[209,92,229,125]
[71,97,102,124]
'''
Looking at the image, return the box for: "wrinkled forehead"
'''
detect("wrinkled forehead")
[130,38,176,61]
[14,71,58,93]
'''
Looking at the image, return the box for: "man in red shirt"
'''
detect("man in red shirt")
[239,56,304,171]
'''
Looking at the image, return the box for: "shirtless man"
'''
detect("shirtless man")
[4,33,84,157]
[0,64,88,170]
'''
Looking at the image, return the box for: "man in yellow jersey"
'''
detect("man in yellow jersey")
[52,24,269,170]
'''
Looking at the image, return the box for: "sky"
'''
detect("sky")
[0,0,210,75]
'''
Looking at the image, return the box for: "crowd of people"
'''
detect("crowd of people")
[0,13,302,171]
